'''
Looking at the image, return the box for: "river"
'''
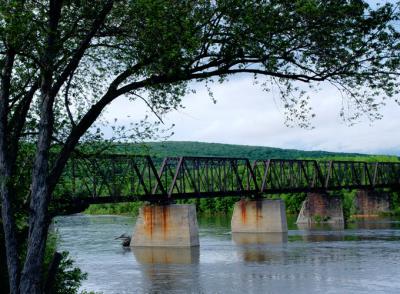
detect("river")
[54,214,400,293]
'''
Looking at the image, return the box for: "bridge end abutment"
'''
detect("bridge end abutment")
[354,189,390,216]
[296,193,344,224]
[231,199,288,233]
[130,204,199,247]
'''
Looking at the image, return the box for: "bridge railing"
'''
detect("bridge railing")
[55,154,167,201]
[53,155,400,202]
[251,160,400,193]
[253,159,325,193]
[320,161,400,189]
[154,157,259,199]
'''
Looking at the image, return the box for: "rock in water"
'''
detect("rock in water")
[115,233,131,247]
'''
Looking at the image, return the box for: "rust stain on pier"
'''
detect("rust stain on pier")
[240,200,247,224]
[162,206,169,240]
[142,205,170,240]
[143,206,154,239]
[255,201,262,227]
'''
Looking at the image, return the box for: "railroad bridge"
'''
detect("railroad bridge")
[55,155,400,247]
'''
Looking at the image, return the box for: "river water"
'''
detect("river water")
[54,214,400,293]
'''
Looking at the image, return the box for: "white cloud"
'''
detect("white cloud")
[103,75,400,156]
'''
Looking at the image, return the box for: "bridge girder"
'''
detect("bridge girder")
[53,155,400,205]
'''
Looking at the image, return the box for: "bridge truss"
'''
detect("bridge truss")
[54,155,400,204]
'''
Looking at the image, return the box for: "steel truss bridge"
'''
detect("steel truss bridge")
[53,155,400,205]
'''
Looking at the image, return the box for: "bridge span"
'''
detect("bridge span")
[56,154,400,204]
[54,154,400,247]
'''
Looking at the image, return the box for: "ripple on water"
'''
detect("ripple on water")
[54,214,400,294]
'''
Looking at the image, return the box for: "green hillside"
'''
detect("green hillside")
[111,141,398,162]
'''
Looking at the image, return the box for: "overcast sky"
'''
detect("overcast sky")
[102,0,399,156]
[103,74,400,156]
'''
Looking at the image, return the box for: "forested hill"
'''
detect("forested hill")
[112,141,398,162]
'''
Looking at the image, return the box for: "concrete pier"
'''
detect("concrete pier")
[231,199,287,233]
[354,189,390,216]
[130,204,199,247]
[296,193,344,224]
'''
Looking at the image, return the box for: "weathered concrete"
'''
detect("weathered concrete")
[132,246,200,264]
[354,189,390,216]
[231,199,287,233]
[296,193,344,224]
[130,204,199,247]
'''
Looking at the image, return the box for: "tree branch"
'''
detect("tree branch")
[64,72,76,127]
[47,51,159,190]
[51,0,114,97]
[8,80,39,166]
[131,92,164,124]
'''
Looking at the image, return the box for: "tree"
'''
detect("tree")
[0,0,399,292]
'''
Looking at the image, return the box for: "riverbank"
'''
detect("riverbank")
[83,190,400,224]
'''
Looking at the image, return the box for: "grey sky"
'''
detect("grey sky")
[102,0,400,156]
[104,75,400,156]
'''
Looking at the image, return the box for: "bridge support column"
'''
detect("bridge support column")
[231,199,287,233]
[296,193,344,224]
[130,204,199,247]
[354,189,390,216]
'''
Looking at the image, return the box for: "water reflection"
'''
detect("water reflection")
[296,222,345,242]
[232,232,288,245]
[232,233,288,263]
[301,232,345,242]
[350,218,394,230]
[132,247,202,293]
[132,246,200,265]
[54,214,400,293]
[297,222,345,231]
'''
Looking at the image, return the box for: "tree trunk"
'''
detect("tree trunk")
[20,89,55,293]
[44,252,62,294]
[20,128,52,293]
[19,151,52,293]
[1,185,20,294]
[19,188,51,294]
[20,1,62,290]
[0,49,21,292]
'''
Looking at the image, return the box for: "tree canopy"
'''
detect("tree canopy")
[1,0,400,293]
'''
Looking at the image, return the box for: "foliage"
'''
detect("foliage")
[85,202,142,216]
[389,190,400,209]
[341,190,357,220]
[184,197,238,215]
[312,215,329,223]
[0,230,87,293]
[44,234,87,294]
[280,193,307,214]
[53,252,87,294]
[2,0,400,292]
[112,141,400,161]
[382,207,400,217]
